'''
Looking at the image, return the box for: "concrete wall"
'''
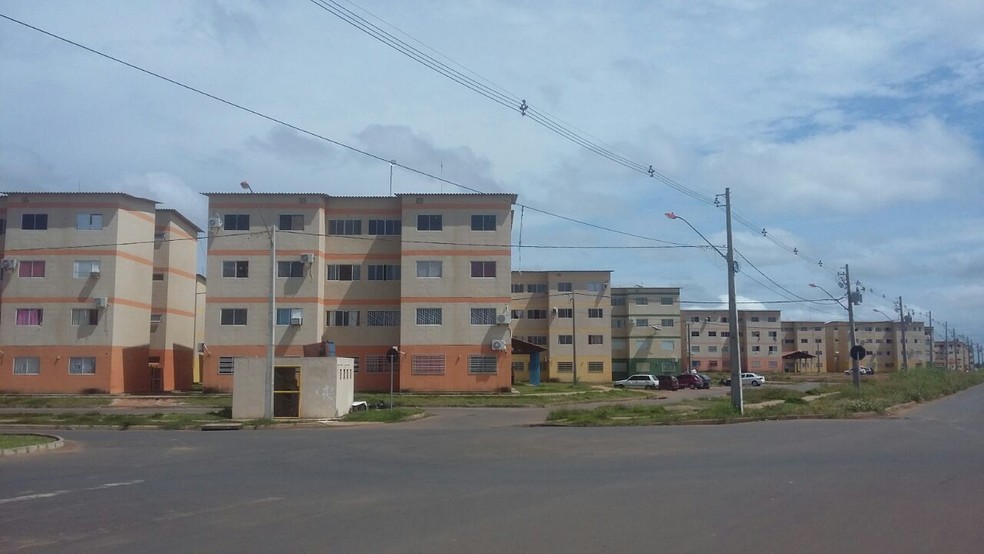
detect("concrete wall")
[232,356,354,419]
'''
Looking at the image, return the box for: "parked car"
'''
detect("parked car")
[721,372,766,387]
[614,374,660,390]
[656,374,680,391]
[844,366,874,375]
[676,373,711,389]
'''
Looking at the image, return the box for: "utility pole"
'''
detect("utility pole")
[928,311,934,368]
[844,265,861,393]
[724,188,743,414]
[571,292,578,386]
[944,321,949,370]
[897,296,909,371]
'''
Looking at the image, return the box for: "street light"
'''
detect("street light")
[665,187,743,414]
[240,180,276,419]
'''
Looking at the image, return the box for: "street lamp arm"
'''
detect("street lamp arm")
[809,283,848,311]
[664,212,727,261]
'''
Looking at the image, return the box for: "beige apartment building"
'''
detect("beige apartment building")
[610,286,682,379]
[509,270,612,384]
[0,192,200,393]
[683,309,783,374]
[780,321,828,373]
[201,192,516,394]
[935,338,973,371]
[821,319,930,372]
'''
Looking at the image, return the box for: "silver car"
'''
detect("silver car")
[614,374,660,390]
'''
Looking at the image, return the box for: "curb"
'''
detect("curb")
[0,433,64,457]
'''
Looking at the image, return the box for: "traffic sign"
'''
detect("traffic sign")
[850,345,866,360]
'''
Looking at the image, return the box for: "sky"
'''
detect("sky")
[2,1,982,350]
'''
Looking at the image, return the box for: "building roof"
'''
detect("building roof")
[1,191,159,204]
[202,192,517,201]
[156,208,203,233]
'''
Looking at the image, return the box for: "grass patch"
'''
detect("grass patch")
[0,409,233,430]
[0,395,113,409]
[342,407,424,423]
[355,387,642,408]
[546,368,984,426]
[0,434,57,449]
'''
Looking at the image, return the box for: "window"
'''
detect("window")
[691,345,701,353]
[366,355,398,374]
[13,357,40,375]
[73,260,101,278]
[511,283,524,293]
[586,282,604,292]
[527,336,547,346]
[752,346,761,352]
[218,357,235,375]
[326,310,359,327]
[468,356,497,374]
[19,261,45,278]
[367,310,400,326]
[0,218,5,235]
[588,362,604,373]
[557,282,573,292]
[368,219,401,235]
[278,261,304,278]
[471,215,496,231]
[612,339,627,350]
[768,346,777,354]
[150,313,163,325]
[152,273,165,281]
[416,308,442,325]
[510,310,524,320]
[557,362,573,373]
[279,214,303,231]
[768,316,777,322]
[557,308,573,318]
[274,308,303,325]
[22,213,48,230]
[588,308,604,318]
[721,331,730,337]
[222,261,249,278]
[69,357,96,375]
[635,318,649,327]
[588,335,604,345]
[660,318,674,327]
[327,264,361,281]
[511,361,525,372]
[661,297,674,305]
[367,264,401,281]
[412,354,445,375]
[708,345,718,353]
[558,335,573,345]
[708,331,717,337]
[416,261,442,278]
[416,214,442,231]
[71,308,99,326]
[661,340,675,350]
[16,309,43,326]
[691,330,700,337]
[471,261,496,278]
[76,213,103,230]
[611,297,625,306]
[526,283,546,293]
[224,214,249,230]
[220,308,247,326]
[612,318,625,328]
[634,297,648,305]
[470,308,496,325]
[527,310,547,319]
[328,219,361,235]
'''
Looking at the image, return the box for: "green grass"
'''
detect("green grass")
[546,368,984,426]
[0,409,233,430]
[342,407,425,423]
[355,387,642,408]
[0,394,231,409]
[0,434,57,449]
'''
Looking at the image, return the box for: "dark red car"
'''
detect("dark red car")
[676,373,711,389]
[656,374,680,391]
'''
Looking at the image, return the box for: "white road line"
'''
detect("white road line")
[0,479,145,505]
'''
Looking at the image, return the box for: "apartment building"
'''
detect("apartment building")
[821,320,930,372]
[610,287,682,380]
[509,270,612,384]
[780,321,827,373]
[0,192,199,393]
[683,309,783,374]
[201,192,516,394]
[935,338,973,371]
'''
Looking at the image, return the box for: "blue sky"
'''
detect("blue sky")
[2,1,982,349]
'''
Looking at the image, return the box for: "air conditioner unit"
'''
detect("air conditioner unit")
[208,217,223,229]
[197,342,207,353]
[491,339,507,351]
[93,297,109,308]
[0,258,17,271]
[496,313,511,325]
[90,270,101,279]
[299,253,316,264]
[290,316,303,325]
[550,307,558,315]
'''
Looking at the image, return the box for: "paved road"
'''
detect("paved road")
[2,385,983,553]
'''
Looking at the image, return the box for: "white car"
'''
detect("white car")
[722,372,766,387]
[844,367,874,375]
[614,374,660,390]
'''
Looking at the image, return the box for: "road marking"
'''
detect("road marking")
[0,479,145,505]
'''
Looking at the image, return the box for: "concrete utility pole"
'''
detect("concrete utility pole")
[897,296,909,371]
[944,321,950,370]
[570,292,578,386]
[844,265,861,393]
[928,311,934,368]
[724,188,743,413]
[241,180,276,420]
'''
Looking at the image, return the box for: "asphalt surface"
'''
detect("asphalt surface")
[2,384,983,553]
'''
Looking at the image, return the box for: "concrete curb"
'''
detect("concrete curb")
[0,433,64,456]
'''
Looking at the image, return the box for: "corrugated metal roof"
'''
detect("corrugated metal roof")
[1,191,159,204]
